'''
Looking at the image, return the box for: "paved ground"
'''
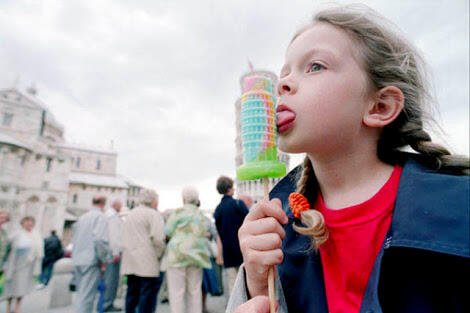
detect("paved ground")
[0,282,229,313]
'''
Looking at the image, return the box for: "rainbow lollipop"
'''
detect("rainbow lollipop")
[236,73,286,313]
[237,75,286,181]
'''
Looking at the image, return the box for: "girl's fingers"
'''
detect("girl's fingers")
[240,232,283,252]
[234,296,274,313]
[244,249,284,274]
[245,199,288,225]
[238,198,287,298]
[239,216,286,239]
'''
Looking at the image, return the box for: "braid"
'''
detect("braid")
[403,125,469,174]
[379,114,469,175]
[407,129,448,166]
[296,157,316,200]
[408,132,469,175]
[293,156,328,249]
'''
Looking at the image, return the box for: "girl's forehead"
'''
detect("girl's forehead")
[286,23,356,61]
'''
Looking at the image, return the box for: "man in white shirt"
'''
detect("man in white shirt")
[72,195,111,313]
[102,200,123,312]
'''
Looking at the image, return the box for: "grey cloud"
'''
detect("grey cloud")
[1,0,468,209]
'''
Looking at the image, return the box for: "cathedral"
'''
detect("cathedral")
[0,87,142,242]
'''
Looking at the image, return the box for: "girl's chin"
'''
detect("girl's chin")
[278,137,305,154]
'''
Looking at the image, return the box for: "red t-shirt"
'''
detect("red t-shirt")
[316,165,402,313]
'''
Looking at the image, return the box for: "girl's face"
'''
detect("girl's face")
[276,22,374,157]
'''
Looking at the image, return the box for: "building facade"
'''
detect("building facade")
[57,143,128,216]
[234,70,290,204]
[0,87,140,240]
[0,88,70,237]
[125,179,143,209]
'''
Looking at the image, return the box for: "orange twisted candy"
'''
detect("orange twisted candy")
[288,192,310,219]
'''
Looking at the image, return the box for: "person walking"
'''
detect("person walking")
[165,186,211,313]
[0,210,9,298]
[3,216,43,313]
[37,230,64,288]
[201,212,222,313]
[72,195,111,313]
[101,200,123,312]
[0,210,10,268]
[213,176,249,294]
[121,189,165,313]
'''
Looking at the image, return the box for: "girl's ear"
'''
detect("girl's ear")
[363,86,404,127]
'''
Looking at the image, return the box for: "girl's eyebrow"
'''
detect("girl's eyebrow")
[301,48,338,63]
[281,48,337,77]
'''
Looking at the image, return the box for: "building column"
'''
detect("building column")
[37,203,46,236]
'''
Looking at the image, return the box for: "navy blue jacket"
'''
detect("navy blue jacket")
[43,234,64,265]
[271,157,469,313]
[214,195,249,268]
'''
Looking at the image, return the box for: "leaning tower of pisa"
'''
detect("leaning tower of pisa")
[234,70,290,204]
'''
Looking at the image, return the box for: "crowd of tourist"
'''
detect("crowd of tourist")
[0,175,252,313]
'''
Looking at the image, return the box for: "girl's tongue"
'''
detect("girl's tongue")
[276,110,296,126]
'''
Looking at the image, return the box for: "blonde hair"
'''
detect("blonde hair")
[20,216,35,226]
[293,5,470,249]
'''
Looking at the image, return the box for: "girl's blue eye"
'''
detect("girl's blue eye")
[309,63,325,72]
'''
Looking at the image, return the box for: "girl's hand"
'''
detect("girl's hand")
[234,296,278,313]
[238,198,288,298]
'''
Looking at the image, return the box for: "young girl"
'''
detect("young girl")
[228,5,469,313]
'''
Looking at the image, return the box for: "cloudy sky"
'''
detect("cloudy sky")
[1,0,468,212]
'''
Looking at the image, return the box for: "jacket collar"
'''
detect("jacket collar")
[270,157,469,257]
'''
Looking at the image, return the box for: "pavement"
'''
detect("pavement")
[0,282,229,313]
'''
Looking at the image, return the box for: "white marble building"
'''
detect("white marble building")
[234,71,290,204]
[0,87,141,240]
[0,88,70,237]
[125,179,143,209]
[57,143,128,216]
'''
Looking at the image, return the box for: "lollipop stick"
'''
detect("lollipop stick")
[268,266,275,313]
[263,178,276,313]
[263,177,270,198]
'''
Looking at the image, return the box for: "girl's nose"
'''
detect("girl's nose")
[277,77,297,96]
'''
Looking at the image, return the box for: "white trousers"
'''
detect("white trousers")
[167,266,203,313]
